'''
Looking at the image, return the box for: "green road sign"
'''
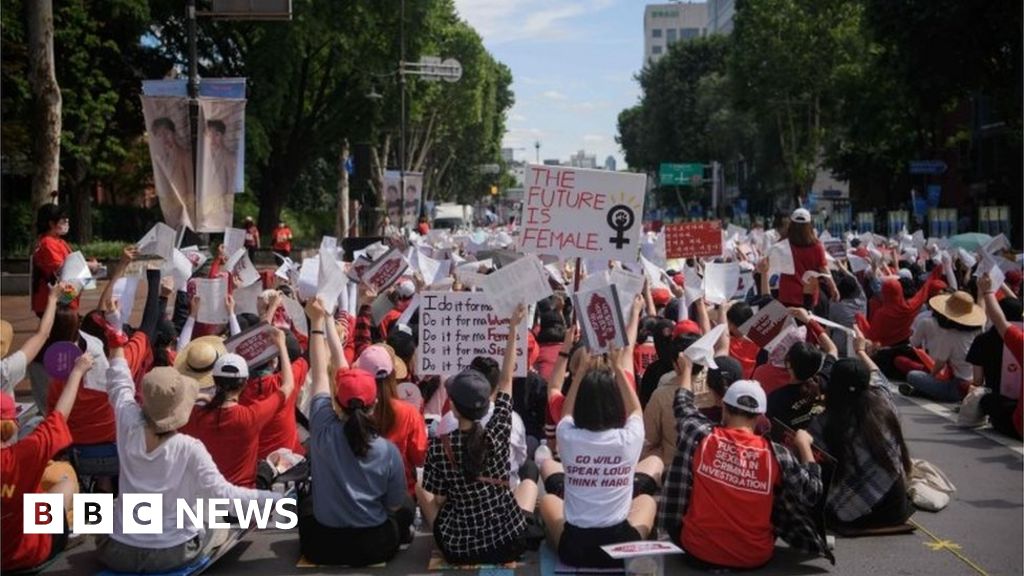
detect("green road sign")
[659,162,703,186]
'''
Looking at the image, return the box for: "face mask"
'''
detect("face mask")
[57,222,70,236]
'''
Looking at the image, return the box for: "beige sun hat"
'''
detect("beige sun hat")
[142,367,200,433]
[174,336,227,388]
[0,320,13,358]
[929,291,986,328]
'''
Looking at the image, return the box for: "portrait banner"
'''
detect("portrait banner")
[141,96,194,230]
[197,98,246,232]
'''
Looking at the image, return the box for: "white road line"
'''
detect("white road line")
[900,395,1024,457]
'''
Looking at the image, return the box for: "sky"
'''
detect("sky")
[453,0,645,169]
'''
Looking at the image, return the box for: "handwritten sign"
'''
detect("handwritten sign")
[573,284,627,354]
[518,165,647,260]
[739,299,793,348]
[224,322,279,368]
[664,221,723,259]
[417,292,527,378]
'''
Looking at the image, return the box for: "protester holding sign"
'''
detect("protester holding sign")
[661,354,831,570]
[419,305,539,566]
[539,298,664,570]
[31,204,95,317]
[181,330,294,488]
[299,299,412,567]
[979,274,1024,438]
[967,296,1023,438]
[766,308,838,438]
[777,208,837,309]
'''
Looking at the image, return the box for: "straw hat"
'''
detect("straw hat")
[0,320,13,358]
[929,291,985,328]
[142,367,199,433]
[174,336,227,388]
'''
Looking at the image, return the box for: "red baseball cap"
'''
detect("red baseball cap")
[1,393,16,420]
[334,369,378,409]
[673,320,702,338]
[651,288,672,308]
[671,273,685,287]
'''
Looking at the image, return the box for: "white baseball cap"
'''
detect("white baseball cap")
[791,208,812,224]
[722,380,767,414]
[212,353,249,380]
[396,279,416,298]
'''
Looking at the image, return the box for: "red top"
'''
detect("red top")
[272,226,293,253]
[752,363,790,396]
[417,222,430,236]
[379,299,411,339]
[778,242,827,307]
[633,341,658,379]
[46,333,149,446]
[180,390,286,487]
[730,337,759,379]
[856,269,941,347]
[682,427,779,568]
[1006,326,1023,437]
[239,358,309,459]
[31,235,73,315]
[1,412,73,571]
[383,399,428,495]
[534,343,562,384]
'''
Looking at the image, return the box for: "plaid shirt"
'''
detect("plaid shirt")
[660,389,834,564]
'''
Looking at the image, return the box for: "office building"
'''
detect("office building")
[643,2,708,65]
[706,0,735,34]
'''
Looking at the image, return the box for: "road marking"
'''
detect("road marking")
[899,395,1024,457]
[910,519,989,576]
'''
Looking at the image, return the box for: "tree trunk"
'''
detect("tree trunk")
[27,0,62,209]
[73,183,93,244]
[337,139,350,239]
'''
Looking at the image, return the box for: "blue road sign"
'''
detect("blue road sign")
[909,160,947,175]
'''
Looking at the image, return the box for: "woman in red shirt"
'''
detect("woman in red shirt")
[777,208,837,309]
[32,204,73,317]
[272,221,293,259]
[181,333,294,488]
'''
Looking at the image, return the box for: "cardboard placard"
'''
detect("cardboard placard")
[417,292,528,377]
[224,322,279,368]
[739,299,794,348]
[573,284,627,354]
[664,221,723,259]
[518,165,646,260]
[823,239,847,260]
[361,248,408,292]
[479,254,553,317]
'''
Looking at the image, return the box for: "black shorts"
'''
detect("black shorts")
[558,520,641,569]
[434,522,527,566]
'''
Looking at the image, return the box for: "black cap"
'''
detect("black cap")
[445,369,491,420]
[707,356,744,397]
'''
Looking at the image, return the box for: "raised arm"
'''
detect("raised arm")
[498,304,527,397]
[18,281,66,365]
[325,314,350,374]
[852,326,880,373]
[274,328,295,400]
[610,345,642,419]
[53,352,93,418]
[305,298,330,398]
[96,245,137,313]
[979,274,1011,337]
[547,323,576,399]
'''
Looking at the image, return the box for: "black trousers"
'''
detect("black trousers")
[298,496,414,566]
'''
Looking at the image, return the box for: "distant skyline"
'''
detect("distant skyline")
[453,0,646,169]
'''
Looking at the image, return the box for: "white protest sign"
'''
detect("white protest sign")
[768,240,796,276]
[223,227,247,258]
[320,236,338,254]
[640,255,668,290]
[281,296,308,336]
[137,223,177,260]
[479,254,553,317]
[80,332,110,392]
[983,233,1011,255]
[417,292,528,377]
[317,251,347,316]
[683,324,727,368]
[297,257,319,301]
[518,164,646,260]
[610,267,645,321]
[739,299,794,349]
[111,275,141,327]
[415,251,450,286]
[233,281,262,316]
[573,284,628,354]
[346,282,359,316]
[60,252,94,292]
[180,246,209,272]
[361,248,408,292]
[226,248,260,288]
[224,322,280,368]
[163,249,194,291]
[975,251,1005,292]
[1002,322,1023,400]
[703,262,740,305]
[397,294,420,327]
[848,254,870,274]
[195,277,229,324]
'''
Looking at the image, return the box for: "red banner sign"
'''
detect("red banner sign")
[664,221,722,259]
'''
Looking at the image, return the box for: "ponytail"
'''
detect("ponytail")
[343,401,379,458]
[207,376,246,426]
[462,421,489,481]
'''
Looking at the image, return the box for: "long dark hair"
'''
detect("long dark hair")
[461,420,488,481]
[824,360,912,477]
[206,376,247,426]
[343,400,379,458]
[787,221,817,247]
[573,366,626,432]
[372,372,397,433]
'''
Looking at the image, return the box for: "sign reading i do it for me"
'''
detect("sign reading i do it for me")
[417,292,528,378]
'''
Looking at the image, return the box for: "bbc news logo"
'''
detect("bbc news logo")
[24,494,298,534]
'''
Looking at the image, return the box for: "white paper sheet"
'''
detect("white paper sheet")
[479,254,553,317]
[195,277,229,324]
[137,222,177,260]
[223,227,247,258]
[703,262,740,305]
